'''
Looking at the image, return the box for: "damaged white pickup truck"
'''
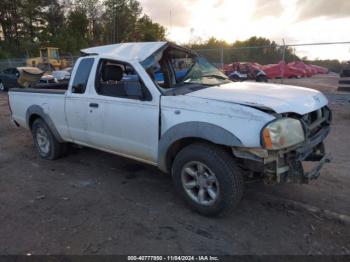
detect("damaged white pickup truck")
[8,42,331,216]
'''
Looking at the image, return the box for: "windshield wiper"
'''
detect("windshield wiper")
[201,74,229,80]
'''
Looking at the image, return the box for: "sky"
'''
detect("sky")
[139,0,350,60]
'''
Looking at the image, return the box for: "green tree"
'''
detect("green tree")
[76,0,103,43]
[0,0,169,57]
[104,0,142,43]
[188,37,231,64]
[42,0,65,42]
[190,36,300,65]
[53,7,90,54]
[0,0,23,51]
[21,0,45,42]
[134,15,166,41]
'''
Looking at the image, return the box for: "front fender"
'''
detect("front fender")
[158,121,242,172]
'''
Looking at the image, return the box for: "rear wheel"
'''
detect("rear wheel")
[172,143,244,216]
[31,118,66,160]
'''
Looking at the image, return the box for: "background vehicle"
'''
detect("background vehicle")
[0,68,20,91]
[0,66,65,91]
[228,70,248,81]
[26,47,73,71]
[0,67,43,91]
[8,42,331,216]
[225,62,268,82]
[52,67,72,81]
[263,61,306,79]
[311,64,328,74]
[288,61,318,77]
[38,75,58,84]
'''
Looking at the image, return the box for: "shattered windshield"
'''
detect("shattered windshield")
[142,45,231,94]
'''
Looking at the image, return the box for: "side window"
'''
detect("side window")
[71,58,94,94]
[95,60,151,101]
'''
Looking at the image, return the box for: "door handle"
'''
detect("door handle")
[89,103,99,108]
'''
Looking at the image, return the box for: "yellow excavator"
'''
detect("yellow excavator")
[26,47,72,71]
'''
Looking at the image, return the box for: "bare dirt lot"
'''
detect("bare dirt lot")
[0,74,349,255]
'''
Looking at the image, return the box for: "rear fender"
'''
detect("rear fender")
[26,105,64,143]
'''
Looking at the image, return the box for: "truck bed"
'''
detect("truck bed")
[10,88,66,95]
[8,87,70,140]
[10,80,68,94]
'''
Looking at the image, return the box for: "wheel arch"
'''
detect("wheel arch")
[158,121,242,173]
[26,105,64,143]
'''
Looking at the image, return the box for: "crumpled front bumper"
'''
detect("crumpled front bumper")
[233,125,332,184]
[303,153,332,181]
[267,124,331,184]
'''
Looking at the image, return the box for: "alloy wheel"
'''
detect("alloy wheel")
[181,161,220,206]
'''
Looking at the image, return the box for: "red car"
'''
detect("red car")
[222,62,264,75]
[263,61,305,79]
[310,64,328,74]
[288,61,319,77]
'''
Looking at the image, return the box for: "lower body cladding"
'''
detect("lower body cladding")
[233,125,331,184]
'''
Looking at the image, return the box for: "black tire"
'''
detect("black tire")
[229,75,240,82]
[31,118,66,160]
[256,76,268,82]
[172,143,244,216]
[0,80,7,92]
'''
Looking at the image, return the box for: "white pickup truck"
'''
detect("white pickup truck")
[8,42,331,216]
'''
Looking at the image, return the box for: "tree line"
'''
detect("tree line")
[189,36,299,65]
[0,1,344,72]
[0,0,166,58]
[189,37,344,72]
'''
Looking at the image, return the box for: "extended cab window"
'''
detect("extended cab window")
[71,58,94,94]
[95,60,151,100]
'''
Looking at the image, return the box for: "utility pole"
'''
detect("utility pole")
[116,3,118,43]
[221,47,224,69]
[281,38,286,84]
[112,3,117,43]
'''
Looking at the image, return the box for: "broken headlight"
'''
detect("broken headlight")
[262,118,305,150]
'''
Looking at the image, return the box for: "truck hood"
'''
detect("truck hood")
[186,82,328,115]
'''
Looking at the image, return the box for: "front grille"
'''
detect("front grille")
[301,106,331,138]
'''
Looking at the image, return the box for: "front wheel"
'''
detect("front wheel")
[172,143,243,216]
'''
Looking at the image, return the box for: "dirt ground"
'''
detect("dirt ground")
[0,74,349,255]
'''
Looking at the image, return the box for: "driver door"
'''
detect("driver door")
[87,59,160,163]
